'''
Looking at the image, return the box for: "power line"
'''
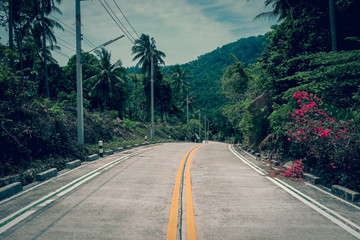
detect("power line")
[50,15,76,35]
[57,36,76,49]
[103,0,136,42]
[56,42,76,52]
[83,36,97,49]
[113,0,140,39]
[53,49,71,59]
[99,0,134,45]
[50,14,97,49]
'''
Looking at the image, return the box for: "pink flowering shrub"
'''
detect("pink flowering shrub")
[284,159,304,178]
[285,91,360,190]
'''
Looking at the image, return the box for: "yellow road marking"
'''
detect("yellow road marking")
[166,145,201,240]
[186,146,201,240]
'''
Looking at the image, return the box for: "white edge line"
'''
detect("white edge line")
[229,145,267,176]
[268,177,360,239]
[277,178,360,231]
[0,147,155,233]
[229,144,360,238]
[305,182,360,211]
[0,210,37,234]
[240,147,257,159]
[0,153,127,205]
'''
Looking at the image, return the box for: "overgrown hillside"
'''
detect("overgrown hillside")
[163,35,266,112]
[219,0,360,191]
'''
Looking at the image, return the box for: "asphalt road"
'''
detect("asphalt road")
[0,142,359,239]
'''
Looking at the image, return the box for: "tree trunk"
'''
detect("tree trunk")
[9,0,14,71]
[33,60,39,98]
[329,0,337,52]
[42,0,50,97]
[103,89,107,111]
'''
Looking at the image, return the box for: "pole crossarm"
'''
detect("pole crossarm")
[88,35,124,52]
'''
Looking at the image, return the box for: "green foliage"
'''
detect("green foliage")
[162,35,266,140]
[283,91,360,191]
[0,98,82,177]
[122,118,136,130]
[171,64,191,105]
[84,48,126,112]
[268,103,294,135]
[163,35,265,111]
[132,33,166,74]
[222,57,249,101]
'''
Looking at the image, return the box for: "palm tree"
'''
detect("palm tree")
[180,92,198,124]
[8,0,63,96]
[252,0,337,50]
[171,64,191,105]
[132,33,165,139]
[41,0,62,97]
[85,47,126,111]
[131,33,166,74]
[249,0,299,20]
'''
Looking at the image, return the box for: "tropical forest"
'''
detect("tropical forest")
[1,0,360,193]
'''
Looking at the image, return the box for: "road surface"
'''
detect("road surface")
[1,142,359,239]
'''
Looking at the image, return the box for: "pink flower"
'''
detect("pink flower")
[287,138,291,141]
[320,129,332,138]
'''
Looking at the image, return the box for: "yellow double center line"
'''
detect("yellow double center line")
[166,144,202,240]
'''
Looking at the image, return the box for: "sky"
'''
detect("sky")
[0,0,277,68]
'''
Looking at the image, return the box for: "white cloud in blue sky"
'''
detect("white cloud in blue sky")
[0,0,276,67]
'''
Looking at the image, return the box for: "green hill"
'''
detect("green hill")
[163,35,266,113]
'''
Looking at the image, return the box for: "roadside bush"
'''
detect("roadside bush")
[284,159,304,178]
[285,91,360,191]
[0,99,83,177]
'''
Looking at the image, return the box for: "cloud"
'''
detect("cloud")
[0,0,276,67]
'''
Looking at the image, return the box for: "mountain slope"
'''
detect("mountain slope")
[163,35,266,113]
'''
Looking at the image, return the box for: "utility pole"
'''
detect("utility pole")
[41,0,49,98]
[204,115,206,143]
[329,0,337,52]
[150,52,154,140]
[199,111,201,141]
[76,0,84,146]
[207,121,210,143]
[186,94,189,124]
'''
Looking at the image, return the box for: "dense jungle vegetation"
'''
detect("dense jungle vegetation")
[0,0,264,181]
[1,0,360,191]
[220,0,360,190]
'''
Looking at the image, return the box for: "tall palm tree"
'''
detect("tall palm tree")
[8,0,62,96]
[132,33,165,139]
[22,0,62,96]
[252,0,337,50]
[41,0,62,97]
[131,33,166,74]
[249,0,291,20]
[85,47,126,111]
[171,64,191,105]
